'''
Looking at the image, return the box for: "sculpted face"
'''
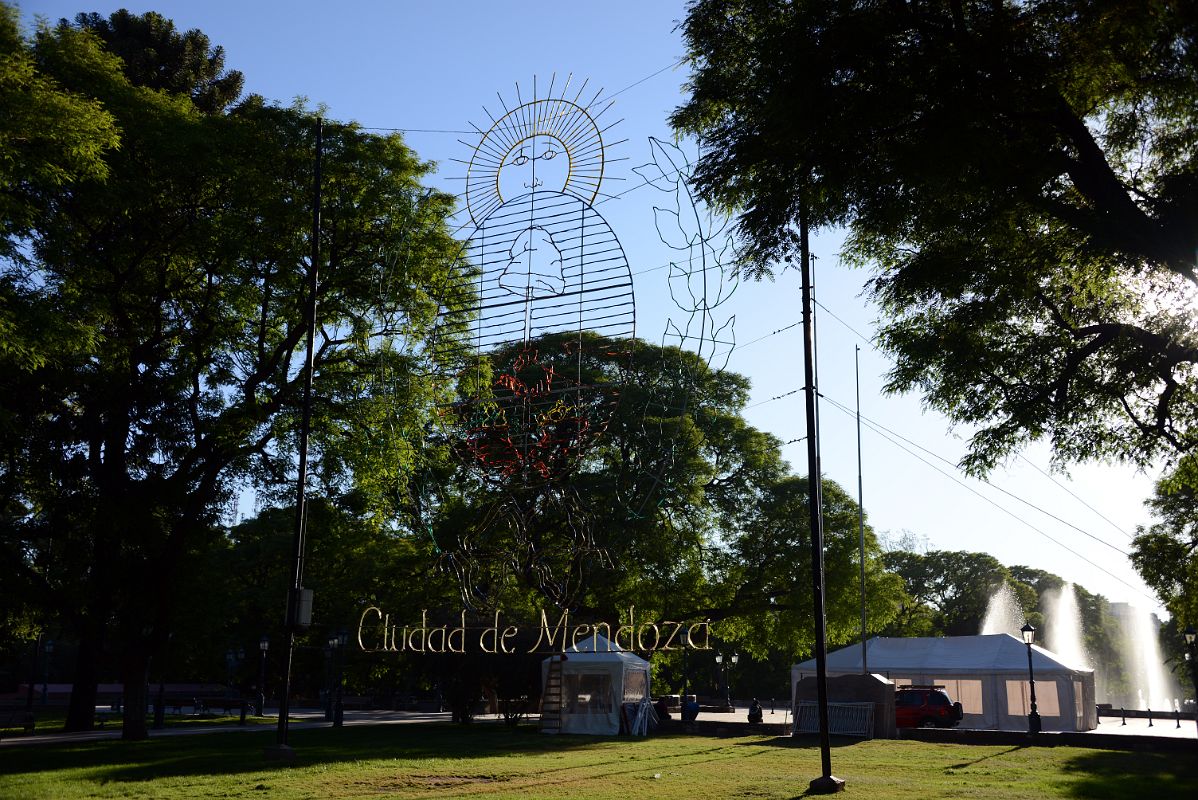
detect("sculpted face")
[498,134,569,200]
[465,96,604,226]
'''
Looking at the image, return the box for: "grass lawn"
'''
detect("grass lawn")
[1,723,1196,799]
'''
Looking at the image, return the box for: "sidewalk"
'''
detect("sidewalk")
[0,708,453,747]
[3,706,1193,750]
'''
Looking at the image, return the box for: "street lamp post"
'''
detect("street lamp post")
[324,637,336,721]
[715,654,726,708]
[1184,626,1197,737]
[681,631,690,703]
[258,636,269,717]
[729,653,739,708]
[1021,623,1041,734]
[23,635,40,734]
[333,629,348,727]
[41,640,53,705]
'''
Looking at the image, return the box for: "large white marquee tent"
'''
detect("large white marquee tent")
[793,634,1097,732]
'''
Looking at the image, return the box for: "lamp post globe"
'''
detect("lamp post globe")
[1020,623,1041,734]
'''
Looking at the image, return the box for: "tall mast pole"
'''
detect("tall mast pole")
[800,203,843,793]
[856,345,868,675]
[272,117,322,757]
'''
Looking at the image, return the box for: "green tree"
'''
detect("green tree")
[430,334,778,620]
[212,499,458,706]
[0,3,118,264]
[672,0,1198,475]
[1132,459,1198,628]
[69,9,243,113]
[431,332,902,690]
[882,550,1014,636]
[717,476,903,660]
[0,11,466,738]
[0,0,122,701]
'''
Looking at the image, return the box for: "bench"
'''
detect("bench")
[0,705,36,738]
[193,696,248,715]
[150,693,195,716]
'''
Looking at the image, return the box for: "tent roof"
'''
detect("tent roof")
[546,633,649,667]
[794,634,1090,675]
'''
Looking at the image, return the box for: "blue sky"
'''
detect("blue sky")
[17,0,1166,617]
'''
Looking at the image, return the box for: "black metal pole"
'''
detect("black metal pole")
[258,647,267,716]
[333,644,344,728]
[855,345,868,675]
[273,117,322,755]
[682,632,689,702]
[23,635,40,734]
[800,206,843,793]
[153,640,166,729]
[1187,639,1198,737]
[40,644,50,704]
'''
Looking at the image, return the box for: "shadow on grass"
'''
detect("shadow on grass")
[0,723,610,783]
[740,734,868,749]
[1058,750,1198,799]
[947,745,1026,770]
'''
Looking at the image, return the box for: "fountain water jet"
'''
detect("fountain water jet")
[1043,583,1090,669]
[1121,606,1173,711]
[980,584,1024,637]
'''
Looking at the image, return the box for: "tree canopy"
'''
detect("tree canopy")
[0,7,466,738]
[672,0,1198,475]
[0,4,118,266]
[1132,456,1198,628]
[882,549,1017,637]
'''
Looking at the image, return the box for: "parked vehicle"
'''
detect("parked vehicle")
[895,685,964,728]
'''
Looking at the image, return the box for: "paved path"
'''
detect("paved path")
[0,709,451,747]
[3,707,1194,748]
[1091,712,1198,739]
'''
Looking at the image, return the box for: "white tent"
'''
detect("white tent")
[541,634,651,735]
[793,634,1097,732]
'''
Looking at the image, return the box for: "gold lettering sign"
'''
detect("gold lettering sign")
[357,605,712,655]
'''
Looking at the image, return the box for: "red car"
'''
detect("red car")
[895,685,964,728]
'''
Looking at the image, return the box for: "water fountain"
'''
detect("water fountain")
[1120,605,1174,711]
[980,583,1024,637]
[1042,583,1090,668]
[978,586,1180,711]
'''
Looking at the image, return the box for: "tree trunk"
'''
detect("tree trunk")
[64,633,100,732]
[120,648,150,740]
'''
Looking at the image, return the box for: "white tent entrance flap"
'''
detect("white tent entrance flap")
[540,634,651,735]
[792,634,1097,732]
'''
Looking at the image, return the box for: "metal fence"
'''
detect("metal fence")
[793,701,875,738]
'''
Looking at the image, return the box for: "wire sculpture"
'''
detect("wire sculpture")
[636,136,738,371]
[431,77,636,609]
[611,137,740,522]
